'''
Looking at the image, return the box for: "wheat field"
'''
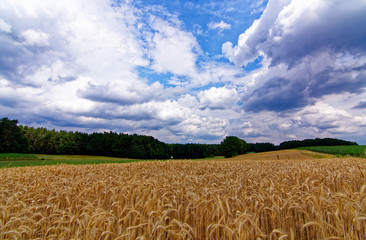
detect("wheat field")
[1,150,366,239]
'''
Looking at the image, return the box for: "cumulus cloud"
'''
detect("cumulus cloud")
[0,1,154,125]
[291,102,363,135]
[148,16,199,76]
[0,0,147,83]
[227,99,366,144]
[198,87,239,110]
[223,0,366,67]
[242,53,366,112]
[218,0,366,143]
[1,0,365,144]
[177,116,228,140]
[223,0,366,114]
[0,0,243,143]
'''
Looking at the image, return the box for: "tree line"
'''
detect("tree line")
[0,117,228,159]
[278,138,357,149]
[0,117,357,159]
[248,138,357,153]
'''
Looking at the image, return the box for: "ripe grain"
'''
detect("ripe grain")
[1,150,365,239]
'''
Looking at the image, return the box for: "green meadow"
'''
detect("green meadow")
[0,154,142,168]
[298,145,366,158]
[0,154,224,168]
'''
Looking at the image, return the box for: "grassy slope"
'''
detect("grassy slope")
[0,154,144,168]
[0,154,224,168]
[0,153,37,159]
[298,145,366,158]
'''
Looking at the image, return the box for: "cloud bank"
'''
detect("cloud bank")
[222,0,366,143]
[0,0,365,144]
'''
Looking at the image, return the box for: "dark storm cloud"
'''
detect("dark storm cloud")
[267,2,366,68]
[243,77,310,112]
[0,96,18,108]
[0,35,33,82]
[227,0,366,113]
[309,67,366,98]
[225,0,366,67]
[243,65,366,113]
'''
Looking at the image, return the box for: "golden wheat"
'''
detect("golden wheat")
[1,150,365,239]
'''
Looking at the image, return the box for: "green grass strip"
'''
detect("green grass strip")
[0,153,38,160]
[297,145,366,158]
[0,153,224,168]
[0,159,143,168]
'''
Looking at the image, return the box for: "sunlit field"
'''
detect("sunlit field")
[1,150,366,239]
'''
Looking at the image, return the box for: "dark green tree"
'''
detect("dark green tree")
[0,118,29,153]
[220,136,248,158]
[279,138,357,149]
[248,142,276,153]
[2,117,223,159]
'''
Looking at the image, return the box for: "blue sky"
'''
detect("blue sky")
[0,0,366,144]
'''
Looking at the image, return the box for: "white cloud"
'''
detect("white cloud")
[148,16,199,76]
[222,0,366,119]
[116,100,191,124]
[20,29,49,46]
[0,0,155,123]
[1,0,365,144]
[208,20,231,30]
[1,0,236,143]
[198,87,239,110]
[180,61,245,89]
[245,98,366,143]
[222,0,285,66]
[292,102,362,135]
[179,116,228,138]
[223,0,366,67]
[0,18,11,32]
[275,0,326,35]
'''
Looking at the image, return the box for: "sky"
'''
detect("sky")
[0,0,366,145]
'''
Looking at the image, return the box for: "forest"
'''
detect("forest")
[0,117,358,159]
